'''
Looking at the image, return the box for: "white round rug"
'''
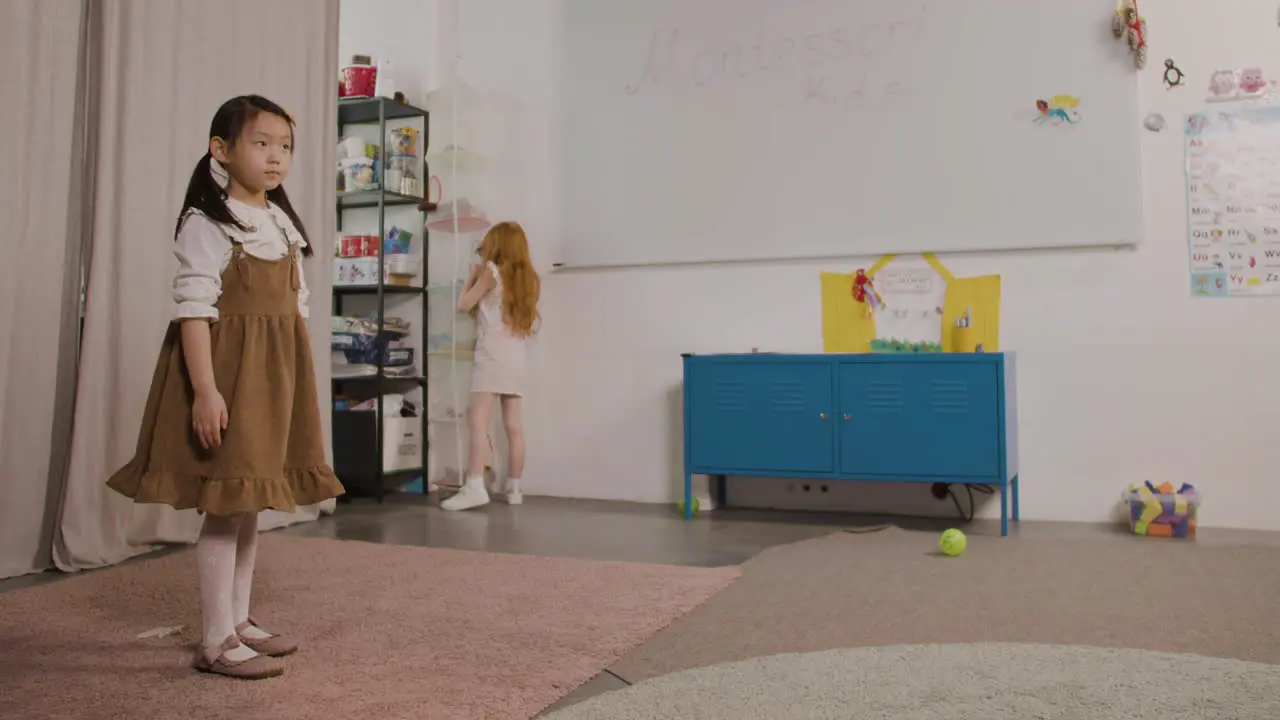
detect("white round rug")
[544,643,1280,719]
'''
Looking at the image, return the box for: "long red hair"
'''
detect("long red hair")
[477,221,541,336]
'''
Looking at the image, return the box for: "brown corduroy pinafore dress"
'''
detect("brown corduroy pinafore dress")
[106,225,344,515]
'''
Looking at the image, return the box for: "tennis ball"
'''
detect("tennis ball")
[939,528,967,556]
[677,497,700,516]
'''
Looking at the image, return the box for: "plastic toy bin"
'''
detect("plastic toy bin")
[1124,482,1199,538]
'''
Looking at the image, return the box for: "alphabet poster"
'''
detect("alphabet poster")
[1186,106,1280,297]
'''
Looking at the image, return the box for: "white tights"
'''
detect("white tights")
[196,512,265,660]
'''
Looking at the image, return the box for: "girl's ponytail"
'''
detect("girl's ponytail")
[175,152,242,238]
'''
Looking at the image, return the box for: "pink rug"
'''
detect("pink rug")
[0,535,740,720]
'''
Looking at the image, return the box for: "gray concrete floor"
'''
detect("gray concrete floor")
[4,493,1278,715]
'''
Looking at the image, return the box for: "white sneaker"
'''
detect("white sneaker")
[504,477,523,505]
[441,477,490,511]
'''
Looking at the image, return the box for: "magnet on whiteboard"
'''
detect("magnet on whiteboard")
[1143,113,1166,131]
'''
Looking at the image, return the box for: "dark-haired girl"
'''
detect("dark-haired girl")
[107,95,344,680]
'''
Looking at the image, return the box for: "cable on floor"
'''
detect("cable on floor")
[840,483,996,535]
[949,483,994,522]
[603,669,632,686]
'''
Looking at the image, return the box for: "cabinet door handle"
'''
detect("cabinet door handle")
[843,413,851,421]
[819,412,828,420]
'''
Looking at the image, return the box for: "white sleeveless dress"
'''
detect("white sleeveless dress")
[471,260,527,396]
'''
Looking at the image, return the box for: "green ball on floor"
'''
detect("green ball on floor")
[678,497,700,516]
[939,528,967,556]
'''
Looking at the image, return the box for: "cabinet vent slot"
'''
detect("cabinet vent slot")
[930,379,969,414]
[712,381,747,411]
[768,381,806,413]
[865,381,904,414]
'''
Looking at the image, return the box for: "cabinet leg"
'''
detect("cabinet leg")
[683,471,693,520]
[1012,475,1020,523]
[1000,484,1008,537]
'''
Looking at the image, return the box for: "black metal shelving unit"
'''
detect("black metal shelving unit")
[332,96,430,503]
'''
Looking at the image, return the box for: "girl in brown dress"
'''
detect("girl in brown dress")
[106,95,344,680]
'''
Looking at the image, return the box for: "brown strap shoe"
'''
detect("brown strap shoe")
[193,634,285,679]
[236,616,299,657]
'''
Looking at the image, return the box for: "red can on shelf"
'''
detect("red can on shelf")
[340,235,379,258]
[341,60,377,98]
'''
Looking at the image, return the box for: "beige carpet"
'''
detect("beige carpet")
[0,535,739,720]
[549,644,1280,719]
[611,527,1280,682]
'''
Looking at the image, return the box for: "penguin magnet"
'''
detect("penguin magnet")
[1164,59,1185,89]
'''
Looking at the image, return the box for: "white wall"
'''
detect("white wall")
[377,0,1280,530]
[339,0,440,105]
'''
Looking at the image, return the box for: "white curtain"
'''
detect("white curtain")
[0,0,85,579]
[52,0,340,571]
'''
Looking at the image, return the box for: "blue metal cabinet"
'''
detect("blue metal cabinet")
[686,358,835,474]
[682,353,1020,535]
[838,359,1000,479]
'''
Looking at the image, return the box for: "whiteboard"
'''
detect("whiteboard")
[554,0,1144,268]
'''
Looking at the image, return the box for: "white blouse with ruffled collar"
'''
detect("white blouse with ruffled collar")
[172,196,311,321]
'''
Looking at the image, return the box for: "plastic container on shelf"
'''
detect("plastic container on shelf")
[387,254,420,275]
[341,156,377,192]
[373,58,396,99]
[386,255,421,286]
[334,257,377,285]
[1124,482,1200,538]
[384,154,420,196]
[389,127,419,156]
